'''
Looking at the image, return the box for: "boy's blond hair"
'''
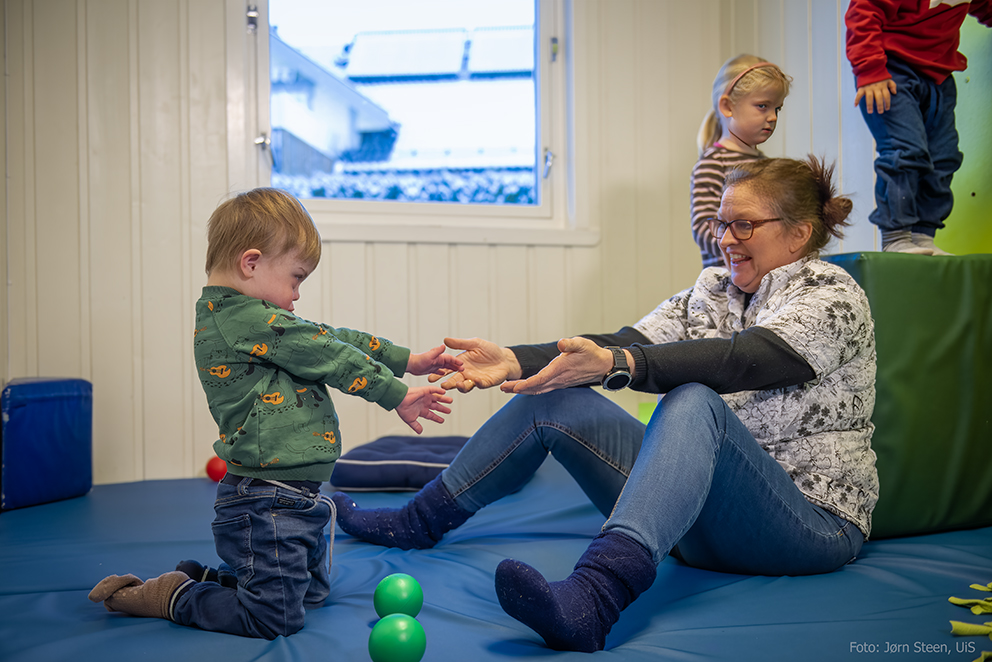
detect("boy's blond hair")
[205,188,321,275]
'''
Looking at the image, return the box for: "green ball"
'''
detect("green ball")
[373,573,424,618]
[368,614,426,662]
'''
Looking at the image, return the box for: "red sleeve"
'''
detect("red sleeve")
[969,0,992,27]
[845,0,894,88]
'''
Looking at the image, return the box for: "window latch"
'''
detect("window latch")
[247,5,259,34]
[254,132,273,167]
[543,149,555,179]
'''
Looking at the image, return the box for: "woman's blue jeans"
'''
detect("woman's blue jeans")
[859,56,963,236]
[172,478,332,639]
[443,384,862,576]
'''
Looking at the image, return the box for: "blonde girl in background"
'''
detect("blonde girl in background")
[691,55,793,268]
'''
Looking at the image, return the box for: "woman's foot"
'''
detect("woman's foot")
[495,559,606,651]
[331,475,474,550]
[494,531,656,652]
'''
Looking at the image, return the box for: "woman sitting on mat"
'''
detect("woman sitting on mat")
[332,155,878,653]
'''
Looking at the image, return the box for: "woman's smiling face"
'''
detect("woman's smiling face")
[718,184,809,293]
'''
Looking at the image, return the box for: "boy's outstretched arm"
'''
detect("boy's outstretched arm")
[406,345,463,377]
[395,385,454,434]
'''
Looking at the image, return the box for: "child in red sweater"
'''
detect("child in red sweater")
[846,0,991,254]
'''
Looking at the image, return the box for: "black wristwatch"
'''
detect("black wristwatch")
[601,347,632,391]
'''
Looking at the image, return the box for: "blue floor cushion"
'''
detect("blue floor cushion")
[330,435,468,491]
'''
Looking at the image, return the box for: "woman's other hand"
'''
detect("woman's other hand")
[501,337,614,395]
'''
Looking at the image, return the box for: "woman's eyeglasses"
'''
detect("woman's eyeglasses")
[707,217,783,241]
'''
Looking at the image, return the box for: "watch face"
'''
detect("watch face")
[604,371,631,391]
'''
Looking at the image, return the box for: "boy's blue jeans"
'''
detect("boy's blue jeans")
[172,478,332,639]
[443,385,862,575]
[859,56,963,237]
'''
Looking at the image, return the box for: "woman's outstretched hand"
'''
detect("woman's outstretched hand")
[501,337,613,395]
[427,337,522,393]
[396,385,453,434]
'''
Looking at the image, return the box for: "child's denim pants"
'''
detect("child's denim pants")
[172,477,333,639]
[859,56,963,237]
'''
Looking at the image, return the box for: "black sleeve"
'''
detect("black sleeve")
[627,326,816,394]
[509,326,652,379]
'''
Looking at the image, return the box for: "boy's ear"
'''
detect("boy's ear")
[239,249,263,278]
[718,94,734,118]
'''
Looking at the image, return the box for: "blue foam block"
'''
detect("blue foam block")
[1,377,93,510]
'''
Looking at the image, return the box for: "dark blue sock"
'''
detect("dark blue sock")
[331,475,474,550]
[175,560,215,583]
[175,560,237,588]
[495,531,656,652]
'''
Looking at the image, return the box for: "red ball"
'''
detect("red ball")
[206,456,227,482]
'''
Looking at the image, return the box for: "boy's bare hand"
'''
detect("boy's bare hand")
[855,78,897,114]
[407,345,463,377]
[427,337,522,393]
[396,385,453,434]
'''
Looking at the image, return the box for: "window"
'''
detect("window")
[256,0,588,244]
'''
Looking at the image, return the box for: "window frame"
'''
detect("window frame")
[250,0,593,246]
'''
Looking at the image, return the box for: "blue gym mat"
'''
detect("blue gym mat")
[1,459,990,661]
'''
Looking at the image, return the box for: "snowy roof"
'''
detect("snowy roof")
[270,26,538,171]
[468,26,534,75]
[346,29,467,79]
[349,78,536,170]
[344,27,534,82]
[270,30,392,130]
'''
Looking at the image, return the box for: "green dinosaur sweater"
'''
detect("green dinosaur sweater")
[194,286,410,482]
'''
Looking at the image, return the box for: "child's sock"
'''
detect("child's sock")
[88,571,193,620]
[331,475,474,550]
[911,233,953,256]
[882,230,933,255]
[175,559,239,588]
[175,559,215,583]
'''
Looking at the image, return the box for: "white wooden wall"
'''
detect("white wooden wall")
[2,0,877,485]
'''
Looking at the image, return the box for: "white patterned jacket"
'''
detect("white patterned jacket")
[634,254,879,536]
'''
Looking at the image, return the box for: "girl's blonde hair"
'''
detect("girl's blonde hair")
[205,187,321,275]
[696,54,793,155]
[723,155,852,256]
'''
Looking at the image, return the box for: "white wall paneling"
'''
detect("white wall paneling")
[1,3,10,390]
[3,0,877,484]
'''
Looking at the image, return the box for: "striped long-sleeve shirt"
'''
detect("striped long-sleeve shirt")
[690,145,765,267]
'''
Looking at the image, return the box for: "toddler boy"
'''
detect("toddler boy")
[89,188,458,638]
